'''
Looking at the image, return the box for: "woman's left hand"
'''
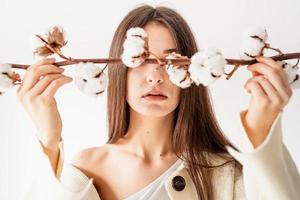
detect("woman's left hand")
[242,56,293,148]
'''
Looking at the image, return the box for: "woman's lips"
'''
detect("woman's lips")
[142,94,168,101]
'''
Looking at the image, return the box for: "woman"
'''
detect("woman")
[19,5,299,200]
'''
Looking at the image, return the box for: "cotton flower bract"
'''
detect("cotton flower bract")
[33,26,67,57]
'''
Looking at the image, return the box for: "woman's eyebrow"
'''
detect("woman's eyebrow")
[163,48,178,54]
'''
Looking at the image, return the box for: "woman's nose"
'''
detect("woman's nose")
[146,66,164,84]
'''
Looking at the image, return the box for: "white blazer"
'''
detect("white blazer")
[21,111,300,200]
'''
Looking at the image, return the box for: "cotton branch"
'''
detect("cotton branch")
[1,25,300,97]
[7,52,300,80]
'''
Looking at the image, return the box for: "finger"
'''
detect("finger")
[247,63,289,94]
[245,77,268,101]
[251,71,260,77]
[41,76,72,98]
[256,56,290,84]
[256,56,282,70]
[30,58,56,68]
[248,62,287,83]
[19,65,64,94]
[28,74,64,96]
[252,75,281,105]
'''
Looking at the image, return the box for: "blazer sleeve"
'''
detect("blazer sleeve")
[226,111,300,200]
[20,136,100,200]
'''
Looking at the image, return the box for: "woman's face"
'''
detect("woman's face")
[126,22,181,117]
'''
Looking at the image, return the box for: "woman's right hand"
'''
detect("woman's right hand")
[17,58,72,150]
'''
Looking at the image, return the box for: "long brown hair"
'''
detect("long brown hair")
[106,4,241,199]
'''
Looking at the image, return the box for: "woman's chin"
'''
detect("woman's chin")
[138,107,174,117]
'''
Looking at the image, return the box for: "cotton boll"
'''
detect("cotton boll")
[244,26,268,42]
[291,74,300,89]
[75,76,107,98]
[123,37,145,56]
[277,61,298,83]
[126,27,148,39]
[75,62,102,78]
[164,52,193,88]
[121,28,148,68]
[204,48,223,58]
[0,63,13,74]
[188,64,208,86]
[165,64,192,88]
[0,74,13,94]
[73,62,106,82]
[0,63,14,94]
[188,48,226,86]
[31,25,67,57]
[191,48,225,66]
[121,52,145,68]
[239,26,269,60]
[47,26,66,37]
[30,35,53,58]
[30,35,46,52]
[204,53,226,77]
[46,25,66,47]
[277,61,300,90]
[73,62,107,97]
[240,37,265,60]
[189,64,215,86]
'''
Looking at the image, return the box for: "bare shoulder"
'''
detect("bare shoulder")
[71,144,110,164]
[70,144,113,177]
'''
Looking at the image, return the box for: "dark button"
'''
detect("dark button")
[172,175,186,191]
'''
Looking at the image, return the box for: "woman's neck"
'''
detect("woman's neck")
[121,109,176,163]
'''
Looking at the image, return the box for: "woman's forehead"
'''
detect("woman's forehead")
[144,22,177,56]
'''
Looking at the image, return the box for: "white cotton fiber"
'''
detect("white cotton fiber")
[73,62,107,98]
[121,27,148,68]
[0,63,14,94]
[240,26,269,60]
[188,48,226,86]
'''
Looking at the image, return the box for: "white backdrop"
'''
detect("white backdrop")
[0,0,299,199]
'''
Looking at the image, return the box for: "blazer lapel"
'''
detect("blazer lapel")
[164,154,237,200]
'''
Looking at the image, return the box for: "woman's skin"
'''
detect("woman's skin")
[17,21,292,199]
[70,21,183,199]
[120,21,182,162]
[243,56,292,148]
[17,60,72,170]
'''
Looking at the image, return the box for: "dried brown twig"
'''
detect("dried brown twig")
[7,52,300,80]
[4,25,300,81]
